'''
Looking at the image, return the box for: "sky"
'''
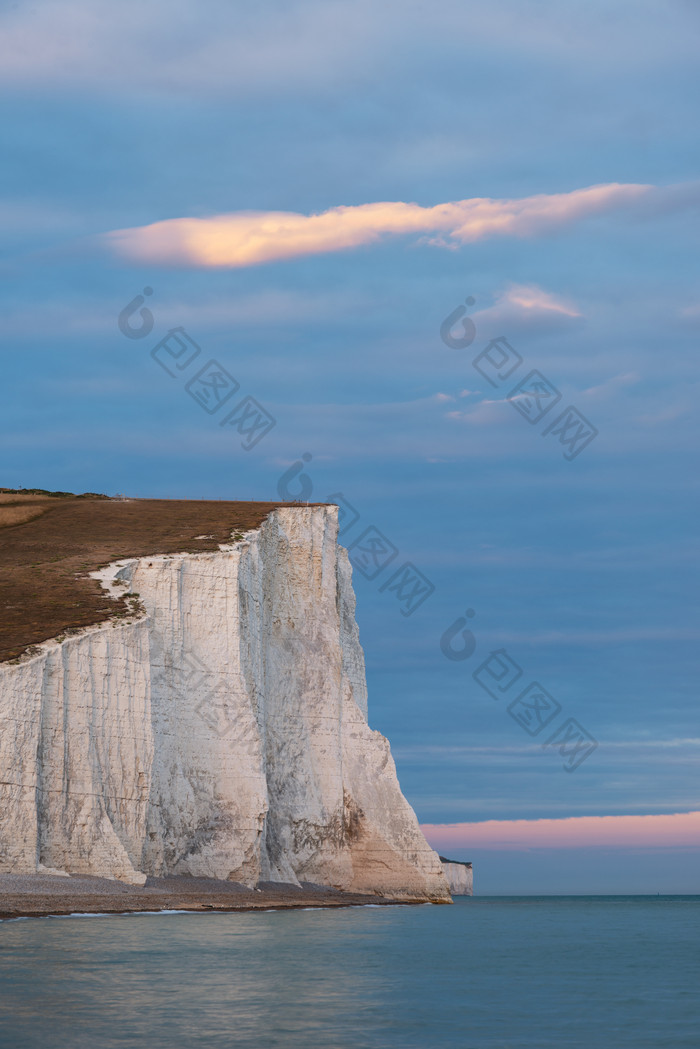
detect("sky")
[1,0,698,893]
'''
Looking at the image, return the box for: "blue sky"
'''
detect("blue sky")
[2,0,699,892]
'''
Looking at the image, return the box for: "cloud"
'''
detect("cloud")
[499,283,581,318]
[582,371,641,400]
[468,281,585,338]
[0,287,358,339]
[444,400,510,426]
[422,810,700,850]
[0,0,695,97]
[104,182,653,268]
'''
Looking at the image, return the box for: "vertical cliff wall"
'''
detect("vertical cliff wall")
[440,859,473,896]
[0,507,449,901]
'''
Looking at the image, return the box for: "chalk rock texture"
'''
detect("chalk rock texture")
[440,858,473,896]
[0,507,450,901]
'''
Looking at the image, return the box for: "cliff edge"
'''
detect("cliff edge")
[0,505,450,902]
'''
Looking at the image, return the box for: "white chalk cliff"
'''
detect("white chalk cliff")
[440,859,473,896]
[0,507,450,901]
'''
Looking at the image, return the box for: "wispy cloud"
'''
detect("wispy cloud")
[582,371,641,400]
[467,280,586,338]
[104,183,652,268]
[0,288,360,339]
[1,0,695,96]
[499,283,581,317]
[422,810,700,850]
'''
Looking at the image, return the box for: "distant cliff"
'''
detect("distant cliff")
[0,506,450,902]
[440,857,473,896]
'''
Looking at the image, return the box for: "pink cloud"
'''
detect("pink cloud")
[422,811,700,850]
[104,182,652,268]
[498,282,581,317]
[467,281,585,337]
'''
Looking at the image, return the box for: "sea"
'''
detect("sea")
[0,896,698,1049]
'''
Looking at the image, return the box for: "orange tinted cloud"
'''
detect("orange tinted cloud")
[499,282,581,317]
[422,811,700,850]
[105,182,651,268]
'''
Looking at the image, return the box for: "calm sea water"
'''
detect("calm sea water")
[0,897,698,1049]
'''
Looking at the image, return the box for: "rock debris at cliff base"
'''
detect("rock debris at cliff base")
[0,872,443,920]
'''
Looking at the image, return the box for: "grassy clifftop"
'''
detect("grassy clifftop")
[0,493,287,662]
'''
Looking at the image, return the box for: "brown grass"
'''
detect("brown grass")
[0,505,50,527]
[0,494,58,504]
[0,495,311,663]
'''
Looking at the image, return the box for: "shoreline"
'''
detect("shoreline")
[0,873,445,921]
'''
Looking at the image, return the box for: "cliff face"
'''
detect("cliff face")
[440,859,473,896]
[0,507,449,901]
